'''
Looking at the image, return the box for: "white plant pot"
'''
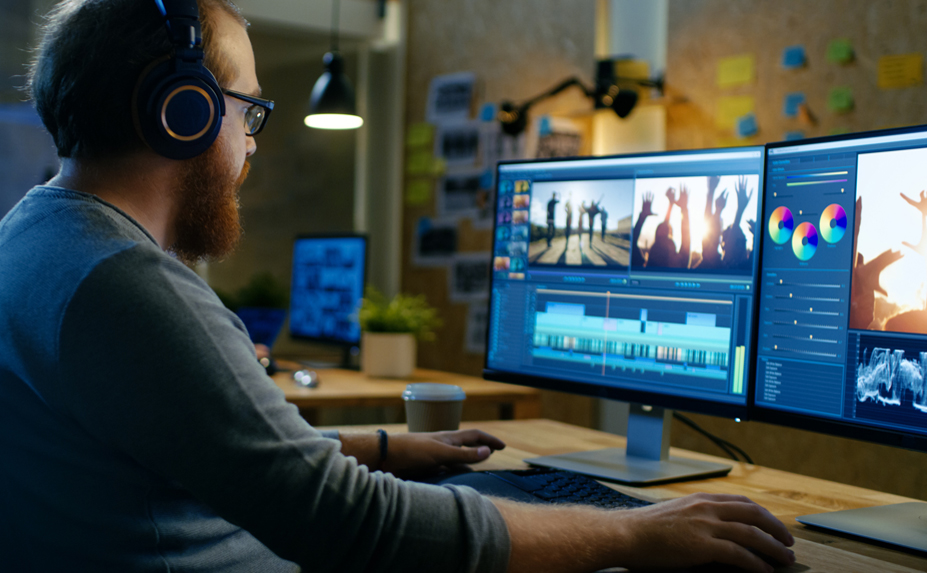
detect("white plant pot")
[362,332,417,378]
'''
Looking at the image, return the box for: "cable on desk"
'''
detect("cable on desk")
[672,413,754,465]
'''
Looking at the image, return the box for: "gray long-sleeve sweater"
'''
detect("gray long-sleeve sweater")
[0,186,510,572]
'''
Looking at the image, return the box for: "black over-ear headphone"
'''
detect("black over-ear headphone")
[134,0,225,160]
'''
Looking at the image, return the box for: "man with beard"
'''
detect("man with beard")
[0,1,795,572]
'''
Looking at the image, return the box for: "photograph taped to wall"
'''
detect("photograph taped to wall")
[851,147,927,334]
[632,174,759,273]
[465,302,489,354]
[527,179,633,268]
[434,120,481,168]
[449,252,492,303]
[413,217,458,267]
[437,168,486,219]
[426,72,475,123]
[525,115,583,159]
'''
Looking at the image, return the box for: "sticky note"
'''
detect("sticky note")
[430,157,447,176]
[878,54,924,89]
[405,122,434,148]
[406,150,432,175]
[717,54,755,88]
[405,180,432,206]
[782,45,807,69]
[829,127,850,136]
[479,103,497,122]
[538,115,552,136]
[736,113,758,138]
[827,39,854,64]
[716,96,755,129]
[827,87,854,113]
[784,131,805,141]
[783,92,806,117]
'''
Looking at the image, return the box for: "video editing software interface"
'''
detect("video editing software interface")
[756,128,927,440]
[289,235,366,345]
[487,148,765,409]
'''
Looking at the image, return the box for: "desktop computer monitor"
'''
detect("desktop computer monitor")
[289,233,367,368]
[484,147,766,484]
[755,126,927,552]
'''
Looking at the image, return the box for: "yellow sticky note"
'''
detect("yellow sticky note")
[406,151,432,175]
[716,96,755,129]
[405,180,432,206]
[430,157,447,176]
[405,122,434,148]
[717,54,755,88]
[878,54,923,89]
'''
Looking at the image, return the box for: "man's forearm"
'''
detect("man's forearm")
[492,499,625,573]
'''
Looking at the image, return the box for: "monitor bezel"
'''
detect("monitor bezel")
[483,146,768,421]
[751,122,927,454]
[288,232,368,347]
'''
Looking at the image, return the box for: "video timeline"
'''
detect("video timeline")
[530,289,745,394]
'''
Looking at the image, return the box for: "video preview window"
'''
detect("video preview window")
[632,175,759,273]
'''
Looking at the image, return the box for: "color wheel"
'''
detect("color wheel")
[792,222,818,261]
[819,204,847,243]
[768,206,794,244]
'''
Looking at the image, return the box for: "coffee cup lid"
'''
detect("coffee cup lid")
[402,383,466,401]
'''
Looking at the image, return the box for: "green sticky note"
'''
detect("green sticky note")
[405,122,434,148]
[406,151,432,175]
[826,39,854,64]
[827,87,854,113]
[829,127,851,136]
[405,180,432,206]
[430,157,447,176]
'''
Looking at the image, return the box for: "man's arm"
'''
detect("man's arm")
[494,493,795,573]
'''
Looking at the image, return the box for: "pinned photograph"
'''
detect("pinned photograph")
[437,169,486,219]
[449,252,491,303]
[426,72,476,123]
[434,120,481,168]
[464,303,489,354]
[413,217,458,267]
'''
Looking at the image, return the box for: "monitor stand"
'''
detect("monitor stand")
[524,403,732,486]
[299,345,360,370]
[797,502,927,554]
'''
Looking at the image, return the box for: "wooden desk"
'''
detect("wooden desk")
[325,419,927,573]
[272,364,542,421]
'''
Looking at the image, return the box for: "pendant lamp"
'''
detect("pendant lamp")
[304,0,363,130]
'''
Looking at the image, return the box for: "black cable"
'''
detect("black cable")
[672,412,754,464]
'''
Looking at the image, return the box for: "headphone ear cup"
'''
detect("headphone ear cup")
[134,58,225,160]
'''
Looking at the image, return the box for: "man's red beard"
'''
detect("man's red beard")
[169,137,250,264]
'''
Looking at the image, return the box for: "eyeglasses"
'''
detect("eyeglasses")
[221,88,274,136]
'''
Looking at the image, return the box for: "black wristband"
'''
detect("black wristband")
[376,429,388,470]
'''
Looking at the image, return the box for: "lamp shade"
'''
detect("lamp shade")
[304,52,363,130]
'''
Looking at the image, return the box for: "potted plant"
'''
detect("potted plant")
[358,287,441,378]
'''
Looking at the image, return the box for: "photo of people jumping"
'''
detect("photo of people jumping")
[527,179,633,267]
[850,146,927,334]
[631,174,759,273]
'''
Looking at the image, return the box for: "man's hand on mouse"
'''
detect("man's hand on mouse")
[337,429,505,479]
[381,429,506,478]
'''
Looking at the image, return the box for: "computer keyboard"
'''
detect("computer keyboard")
[436,468,652,509]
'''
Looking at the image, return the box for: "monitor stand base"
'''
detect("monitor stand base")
[525,403,732,486]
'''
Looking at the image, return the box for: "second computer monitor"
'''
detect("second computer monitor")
[290,234,367,366]
[484,147,766,483]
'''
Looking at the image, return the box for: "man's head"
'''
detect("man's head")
[28,0,262,263]
[28,0,247,161]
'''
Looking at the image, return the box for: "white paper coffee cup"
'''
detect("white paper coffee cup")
[402,383,466,432]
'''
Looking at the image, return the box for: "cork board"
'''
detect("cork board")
[666,0,927,499]
[667,0,927,150]
[401,0,598,426]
